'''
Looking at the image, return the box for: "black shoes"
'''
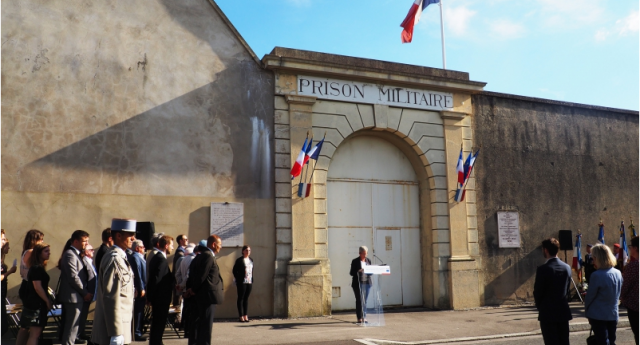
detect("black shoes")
[134,335,148,341]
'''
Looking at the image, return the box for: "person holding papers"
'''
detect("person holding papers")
[349,246,372,324]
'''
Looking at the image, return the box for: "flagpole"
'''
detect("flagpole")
[439,0,447,69]
[302,135,313,183]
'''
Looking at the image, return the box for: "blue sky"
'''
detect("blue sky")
[216,0,639,111]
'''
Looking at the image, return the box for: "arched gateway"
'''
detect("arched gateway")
[327,135,422,310]
[265,48,484,317]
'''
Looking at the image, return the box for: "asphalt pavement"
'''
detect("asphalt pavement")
[3,302,633,345]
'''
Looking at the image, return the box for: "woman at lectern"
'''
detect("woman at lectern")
[349,246,372,324]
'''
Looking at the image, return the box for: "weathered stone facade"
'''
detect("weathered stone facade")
[473,92,639,305]
[1,0,275,318]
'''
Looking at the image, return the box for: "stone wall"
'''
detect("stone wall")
[1,0,275,317]
[473,92,639,305]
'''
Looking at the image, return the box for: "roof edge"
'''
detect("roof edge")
[266,47,485,86]
[479,91,638,116]
[207,0,262,66]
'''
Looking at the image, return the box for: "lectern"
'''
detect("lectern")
[358,265,390,327]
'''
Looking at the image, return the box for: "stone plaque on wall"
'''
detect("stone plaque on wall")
[210,202,244,247]
[497,211,521,248]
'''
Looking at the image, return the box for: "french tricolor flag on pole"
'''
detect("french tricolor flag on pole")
[290,136,309,180]
[454,148,465,202]
[400,0,440,43]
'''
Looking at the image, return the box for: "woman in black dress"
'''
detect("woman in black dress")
[16,243,52,345]
[349,245,372,324]
[233,245,254,322]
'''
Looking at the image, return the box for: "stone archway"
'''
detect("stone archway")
[273,94,480,317]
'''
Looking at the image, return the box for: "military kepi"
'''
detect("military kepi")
[111,218,137,232]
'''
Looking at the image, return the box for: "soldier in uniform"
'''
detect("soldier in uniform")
[91,219,136,345]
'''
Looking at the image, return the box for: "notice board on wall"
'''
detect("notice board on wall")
[210,202,244,247]
[497,211,521,248]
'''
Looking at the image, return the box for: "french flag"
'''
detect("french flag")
[400,0,440,43]
[572,233,582,271]
[454,148,465,202]
[303,137,314,166]
[464,150,479,182]
[598,220,605,245]
[290,137,309,180]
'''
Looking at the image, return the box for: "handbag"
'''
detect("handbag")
[586,327,597,345]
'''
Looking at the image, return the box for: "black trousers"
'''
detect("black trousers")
[629,308,639,345]
[352,284,371,320]
[236,284,252,317]
[150,296,171,345]
[189,304,215,345]
[539,321,570,345]
[588,318,617,345]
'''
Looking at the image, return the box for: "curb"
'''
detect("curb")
[355,320,631,345]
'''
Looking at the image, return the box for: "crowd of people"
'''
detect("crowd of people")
[0,218,255,345]
[533,236,639,345]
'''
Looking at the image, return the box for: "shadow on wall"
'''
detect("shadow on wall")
[483,212,544,304]
[28,61,274,199]
[189,206,211,244]
[484,244,542,305]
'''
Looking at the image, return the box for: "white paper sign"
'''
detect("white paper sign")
[363,265,391,275]
[497,211,521,248]
[297,75,454,111]
[210,202,244,247]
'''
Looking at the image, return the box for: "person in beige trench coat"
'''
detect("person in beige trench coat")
[91,219,137,345]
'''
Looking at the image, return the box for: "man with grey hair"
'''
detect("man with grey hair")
[128,239,147,341]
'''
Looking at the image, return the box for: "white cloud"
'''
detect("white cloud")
[444,5,477,36]
[617,10,639,35]
[593,10,639,42]
[489,19,526,40]
[536,0,605,29]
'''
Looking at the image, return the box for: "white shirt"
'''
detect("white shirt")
[155,247,167,258]
[176,254,195,289]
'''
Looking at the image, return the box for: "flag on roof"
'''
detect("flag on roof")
[400,0,440,43]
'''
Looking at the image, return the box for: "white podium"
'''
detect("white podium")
[358,265,389,327]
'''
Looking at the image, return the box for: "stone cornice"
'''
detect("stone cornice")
[440,111,468,120]
[285,95,317,105]
[263,49,486,94]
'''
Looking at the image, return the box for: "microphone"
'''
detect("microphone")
[372,254,386,266]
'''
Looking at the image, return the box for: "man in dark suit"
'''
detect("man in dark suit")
[147,235,175,345]
[59,230,92,345]
[533,237,572,345]
[94,228,112,272]
[185,235,223,345]
[584,244,595,283]
[128,240,147,341]
[172,234,188,308]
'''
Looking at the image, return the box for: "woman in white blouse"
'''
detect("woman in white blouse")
[232,245,254,322]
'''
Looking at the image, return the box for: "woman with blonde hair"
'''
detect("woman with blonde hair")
[584,244,623,345]
[16,243,52,345]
